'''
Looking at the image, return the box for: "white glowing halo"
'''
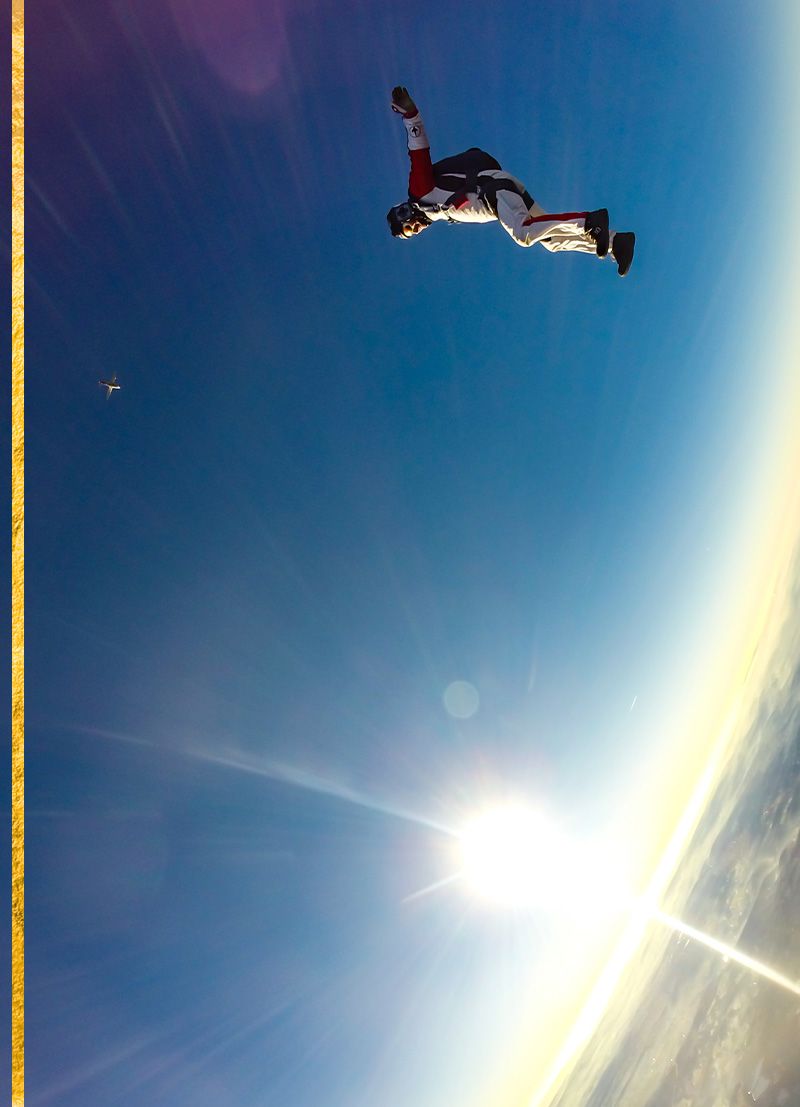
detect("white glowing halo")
[458,803,631,915]
[459,804,558,907]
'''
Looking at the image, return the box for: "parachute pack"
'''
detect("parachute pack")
[424,147,535,213]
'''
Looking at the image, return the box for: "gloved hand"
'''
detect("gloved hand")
[391,86,418,117]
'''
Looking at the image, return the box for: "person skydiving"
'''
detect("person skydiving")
[387,86,635,276]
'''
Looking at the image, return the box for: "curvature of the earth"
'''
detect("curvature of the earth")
[549,560,800,1107]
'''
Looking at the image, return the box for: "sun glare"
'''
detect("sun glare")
[459,805,559,908]
[458,804,632,916]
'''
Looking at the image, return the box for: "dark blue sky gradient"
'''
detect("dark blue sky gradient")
[22,2,787,1104]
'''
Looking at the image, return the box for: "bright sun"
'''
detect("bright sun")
[459,804,559,908]
[458,803,631,914]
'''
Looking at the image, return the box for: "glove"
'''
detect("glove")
[391,86,418,117]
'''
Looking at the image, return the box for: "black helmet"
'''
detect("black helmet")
[387,201,431,238]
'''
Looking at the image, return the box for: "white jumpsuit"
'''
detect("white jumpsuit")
[401,111,618,256]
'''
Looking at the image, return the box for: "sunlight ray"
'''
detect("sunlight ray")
[65,722,455,836]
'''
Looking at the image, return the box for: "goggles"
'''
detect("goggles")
[387,202,431,238]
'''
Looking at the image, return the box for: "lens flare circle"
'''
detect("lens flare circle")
[443,680,480,719]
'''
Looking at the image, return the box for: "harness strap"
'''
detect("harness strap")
[432,172,534,214]
[478,178,535,216]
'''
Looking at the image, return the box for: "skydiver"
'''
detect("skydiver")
[387,86,635,276]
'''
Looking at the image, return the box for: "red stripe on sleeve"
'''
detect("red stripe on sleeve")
[408,148,435,200]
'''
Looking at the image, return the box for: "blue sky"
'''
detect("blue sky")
[20,1,800,1105]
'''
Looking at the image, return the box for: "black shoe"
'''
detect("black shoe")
[584,208,609,258]
[612,231,635,276]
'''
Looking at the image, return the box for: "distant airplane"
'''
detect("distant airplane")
[99,373,121,399]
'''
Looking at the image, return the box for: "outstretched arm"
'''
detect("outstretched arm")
[391,86,435,200]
